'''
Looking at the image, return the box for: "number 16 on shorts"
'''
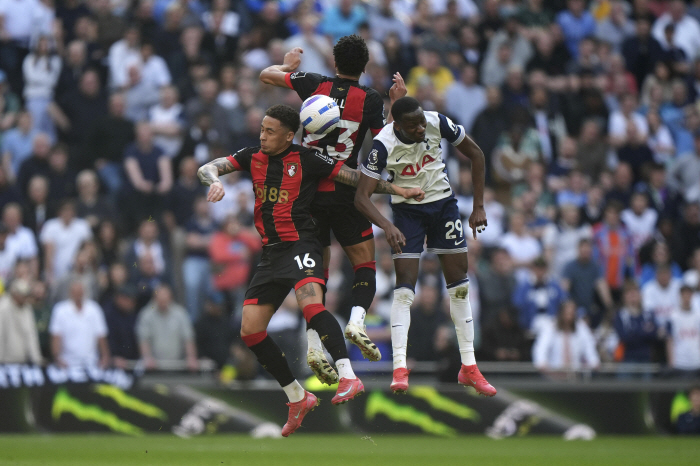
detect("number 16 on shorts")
[294,253,316,269]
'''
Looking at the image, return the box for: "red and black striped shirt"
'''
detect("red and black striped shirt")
[284,71,385,193]
[227,144,343,245]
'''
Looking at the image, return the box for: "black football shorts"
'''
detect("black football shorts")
[312,184,374,248]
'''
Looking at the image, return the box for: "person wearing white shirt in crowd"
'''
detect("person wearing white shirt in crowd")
[3,203,38,268]
[49,280,110,368]
[430,0,479,19]
[459,186,505,247]
[667,284,700,375]
[608,93,648,148]
[22,35,61,138]
[0,0,42,44]
[542,203,593,278]
[40,200,92,283]
[283,15,333,77]
[0,279,41,364]
[128,42,171,90]
[621,191,658,253]
[646,110,675,164]
[683,247,700,291]
[642,263,682,328]
[533,300,600,373]
[149,85,184,158]
[202,0,240,37]
[444,63,487,133]
[108,25,141,89]
[0,224,17,287]
[652,0,700,61]
[208,172,254,224]
[500,210,542,280]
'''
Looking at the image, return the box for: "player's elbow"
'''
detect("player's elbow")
[259,68,275,85]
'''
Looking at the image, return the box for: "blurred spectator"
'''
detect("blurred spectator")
[75,170,115,229]
[682,247,700,290]
[0,223,17,285]
[125,218,168,281]
[108,25,141,89]
[320,0,366,43]
[492,120,543,186]
[621,191,658,253]
[149,85,184,159]
[646,110,676,164]
[556,0,596,58]
[283,14,333,76]
[471,87,507,182]
[533,300,600,373]
[406,47,454,99]
[480,307,527,362]
[23,175,54,235]
[513,257,567,336]
[167,157,206,226]
[182,196,216,321]
[652,0,700,62]
[2,110,37,180]
[3,202,39,267]
[666,284,700,376]
[179,111,229,164]
[670,202,700,269]
[83,92,134,193]
[195,292,234,368]
[16,132,52,198]
[132,41,171,89]
[184,77,230,141]
[500,211,542,274]
[622,16,663,89]
[444,63,486,133]
[562,238,614,326]
[46,143,76,202]
[640,240,683,286]
[122,122,173,230]
[478,248,517,327]
[209,215,260,313]
[483,12,533,73]
[642,263,682,329]
[124,65,161,121]
[556,169,589,208]
[136,284,197,370]
[0,71,21,132]
[104,285,140,368]
[49,279,110,368]
[95,220,121,269]
[40,200,92,283]
[593,201,636,297]
[595,1,634,52]
[677,385,700,434]
[0,279,41,363]
[668,132,700,203]
[614,281,657,364]
[22,35,61,138]
[52,241,100,303]
[407,284,447,363]
[543,204,592,277]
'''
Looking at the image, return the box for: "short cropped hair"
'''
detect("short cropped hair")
[265,104,300,133]
[391,97,421,122]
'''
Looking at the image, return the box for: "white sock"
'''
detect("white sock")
[307,328,324,353]
[391,287,414,370]
[282,380,306,403]
[349,306,366,326]
[335,358,356,379]
[447,279,476,366]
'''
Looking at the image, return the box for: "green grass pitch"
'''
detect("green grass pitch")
[0,434,698,466]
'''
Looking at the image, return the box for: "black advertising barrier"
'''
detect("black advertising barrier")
[0,376,690,436]
[0,364,135,390]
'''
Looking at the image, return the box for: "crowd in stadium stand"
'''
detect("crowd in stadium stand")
[0,0,699,381]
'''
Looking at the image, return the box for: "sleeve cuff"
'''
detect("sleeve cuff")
[226,155,242,171]
[370,127,382,136]
[451,129,466,147]
[284,73,294,89]
[329,160,344,179]
[360,165,382,180]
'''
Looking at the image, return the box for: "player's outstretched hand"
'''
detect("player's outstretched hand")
[468,206,488,239]
[207,181,225,203]
[384,224,406,254]
[389,72,406,103]
[402,187,425,202]
[284,47,303,71]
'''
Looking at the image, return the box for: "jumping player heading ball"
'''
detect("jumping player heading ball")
[260,35,407,383]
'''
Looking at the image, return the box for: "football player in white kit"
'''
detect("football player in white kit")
[355,97,496,396]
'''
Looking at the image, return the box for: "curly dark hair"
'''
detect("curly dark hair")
[333,35,370,77]
[265,104,300,133]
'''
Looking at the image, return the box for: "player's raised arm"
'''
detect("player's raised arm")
[259,47,303,88]
[197,157,236,203]
[454,133,487,239]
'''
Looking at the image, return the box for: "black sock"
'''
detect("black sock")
[308,310,349,362]
[247,336,295,387]
[351,266,376,311]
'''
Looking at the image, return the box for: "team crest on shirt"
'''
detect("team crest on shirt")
[286,162,298,177]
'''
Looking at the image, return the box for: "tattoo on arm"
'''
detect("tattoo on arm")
[296,283,317,301]
[335,166,398,195]
[197,157,236,186]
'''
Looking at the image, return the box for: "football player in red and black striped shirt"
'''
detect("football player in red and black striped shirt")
[260,35,407,380]
[198,105,423,436]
